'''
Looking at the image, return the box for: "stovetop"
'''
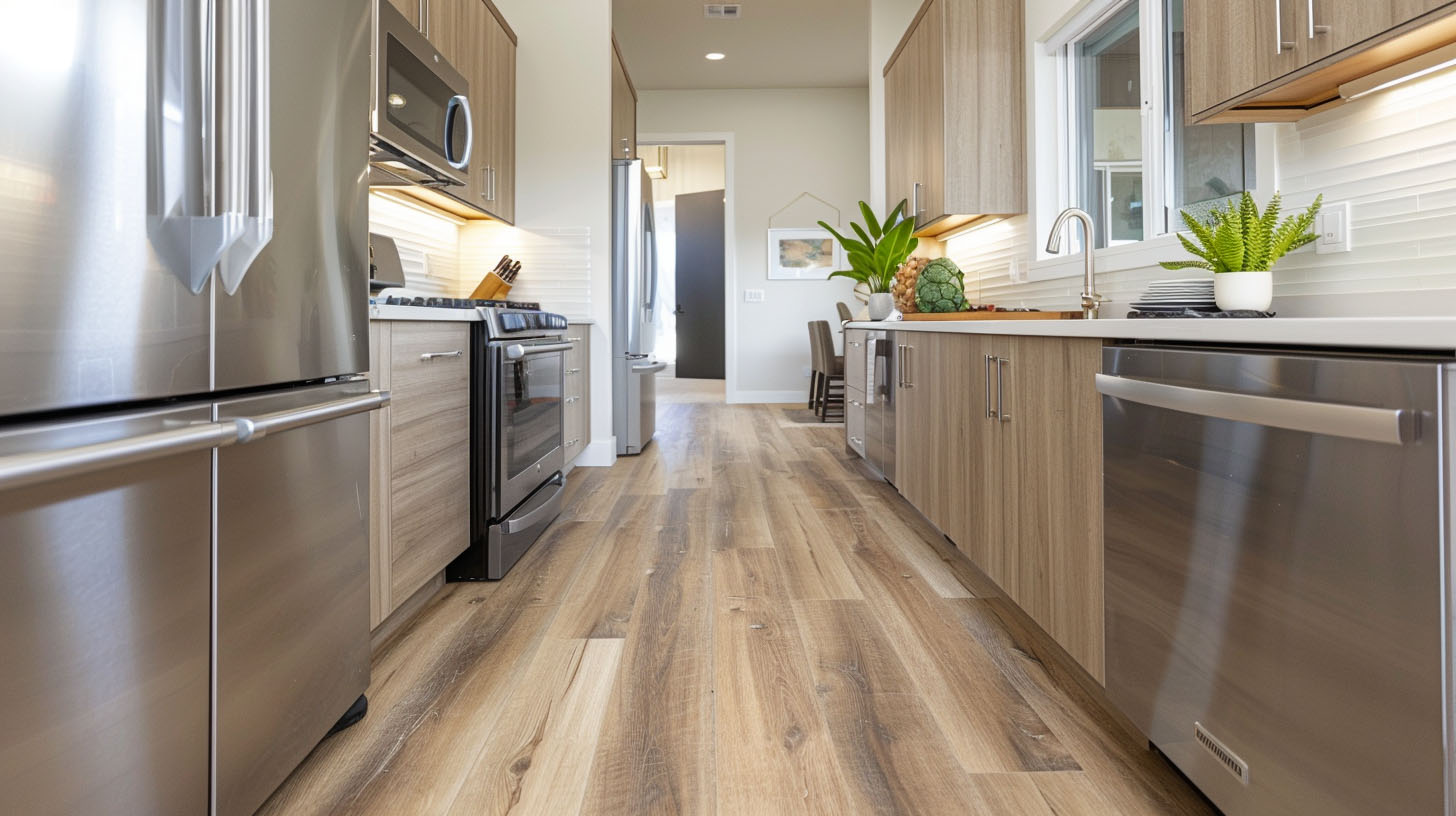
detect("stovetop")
[378,296,541,310]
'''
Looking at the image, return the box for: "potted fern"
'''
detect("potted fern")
[820,200,919,321]
[1161,192,1323,312]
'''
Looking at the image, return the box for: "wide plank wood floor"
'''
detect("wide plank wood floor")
[260,393,1214,816]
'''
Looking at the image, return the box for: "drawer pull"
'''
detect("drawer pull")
[566,438,579,447]
[566,368,582,375]
[565,336,583,342]
[420,350,463,361]
[564,396,579,404]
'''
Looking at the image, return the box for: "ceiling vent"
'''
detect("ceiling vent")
[704,4,742,19]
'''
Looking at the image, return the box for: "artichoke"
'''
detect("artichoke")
[915,258,969,313]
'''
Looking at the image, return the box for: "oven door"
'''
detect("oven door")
[371,1,472,187]
[492,338,568,516]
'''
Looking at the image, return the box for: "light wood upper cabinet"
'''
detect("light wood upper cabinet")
[481,8,517,224]
[1187,0,1456,122]
[386,0,420,29]
[612,37,638,160]
[893,331,1104,683]
[883,0,1024,236]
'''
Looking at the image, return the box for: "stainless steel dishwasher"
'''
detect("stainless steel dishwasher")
[1098,344,1450,816]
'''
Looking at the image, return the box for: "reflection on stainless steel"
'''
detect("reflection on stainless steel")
[865,331,896,482]
[612,158,664,455]
[1044,207,1108,319]
[0,405,214,815]
[1102,344,1448,816]
[216,0,370,392]
[215,381,373,816]
[369,1,472,188]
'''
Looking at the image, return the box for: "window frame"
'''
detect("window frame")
[1030,0,1257,276]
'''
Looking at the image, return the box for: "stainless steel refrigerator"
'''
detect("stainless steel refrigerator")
[612,158,668,455]
[0,2,384,815]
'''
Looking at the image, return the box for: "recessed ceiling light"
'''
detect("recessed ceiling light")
[705,52,726,61]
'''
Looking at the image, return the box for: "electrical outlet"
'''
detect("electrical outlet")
[1009,257,1028,284]
[802,365,812,378]
[744,289,765,303]
[1316,201,1353,254]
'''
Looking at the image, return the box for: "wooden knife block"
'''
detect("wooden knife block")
[470,272,512,301]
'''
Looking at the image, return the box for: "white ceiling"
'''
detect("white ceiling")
[613,0,870,91]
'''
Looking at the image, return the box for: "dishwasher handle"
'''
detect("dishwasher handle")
[1095,374,1416,445]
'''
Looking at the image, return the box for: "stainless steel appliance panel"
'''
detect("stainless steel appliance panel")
[0,404,214,815]
[484,472,565,579]
[492,339,566,517]
[866,330,897,483]
[612,159,658,359]
[215,0,371,391]
[0,0,214,415]
[1101,345,1445,816]
[215,380,376,816]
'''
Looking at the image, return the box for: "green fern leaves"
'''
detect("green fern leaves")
[1160,191,1323,274]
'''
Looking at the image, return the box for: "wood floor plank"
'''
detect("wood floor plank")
[547,494,662,639]
[823,507,1081,775]
[796,599,985,814]
[713,547,857,815]
[965,773,1058,815]
[708,462,775,550]
[1033,771,1124,816]
[580,517,716,816]
[765,479,863,601]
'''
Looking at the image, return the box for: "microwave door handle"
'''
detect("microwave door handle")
[218,0,275,295]
[445,94,472,171]
[147,0,237,294]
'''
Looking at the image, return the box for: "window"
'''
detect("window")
[1059,0,1254,250]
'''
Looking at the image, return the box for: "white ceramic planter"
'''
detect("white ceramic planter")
[1215,271,1273,312]
[867,292,895,321]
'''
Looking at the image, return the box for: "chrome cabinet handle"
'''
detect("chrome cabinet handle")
[565,336,583,342]
[849,399,863,407]
[996,357,1010,423]
[564,396,579,404]
[0,421,241,492]
[1275,0,1295,52]
[418,0,428,36]
[566,438,579,448]
[566,368,582,375]
[985,355,996,419]
[420,350,463,360]
[1094,374,1414,445]
[1307,0,1330,36]
[620,137,630,157]
[912,182,923,218]
[903,344,914,389]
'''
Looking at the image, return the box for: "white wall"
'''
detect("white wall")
[943,0,1456,318]
[638,88,871,403]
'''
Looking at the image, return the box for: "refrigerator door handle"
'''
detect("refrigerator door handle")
[147,0,239,294]
[234,391,390,443]
[643,202,658,322]
[218,0,275,295]
[0,420,242,492]
[631,361,668,374]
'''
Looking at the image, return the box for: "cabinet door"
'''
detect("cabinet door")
[611,45,637,159]
[484,14,516,223]
[914,1,945,229]
[944,334,1001,577]
[1004,336,1104,682]
[1185,0,1308,116]
[884,49,915,215]
[388,322,471,609]
[1305,0,1445,60]
[387,0,420,28]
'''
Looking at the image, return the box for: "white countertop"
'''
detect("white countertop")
[369,304,481,321]
[845,316,1456,352]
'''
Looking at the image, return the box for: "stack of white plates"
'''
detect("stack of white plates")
[1130,278,1217,314]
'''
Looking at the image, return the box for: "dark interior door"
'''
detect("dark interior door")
[673,189,725,380]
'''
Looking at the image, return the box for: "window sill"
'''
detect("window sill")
[1027,232,1183,283]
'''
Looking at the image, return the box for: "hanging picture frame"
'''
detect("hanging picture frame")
[766,227,844,281]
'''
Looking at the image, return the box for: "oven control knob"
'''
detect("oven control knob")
[506,344,526,359]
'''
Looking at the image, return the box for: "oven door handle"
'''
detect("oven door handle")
[505,342,574,359]
[500,473,565,533]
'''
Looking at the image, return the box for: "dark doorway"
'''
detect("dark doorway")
[673,189,725,380]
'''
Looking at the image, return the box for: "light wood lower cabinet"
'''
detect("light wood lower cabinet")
[893,331,1104,682]
[369,321,472,629]
[563,329,591,463]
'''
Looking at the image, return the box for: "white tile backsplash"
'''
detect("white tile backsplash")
[368,193,466,296]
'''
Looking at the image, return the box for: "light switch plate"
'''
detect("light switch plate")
[1316,201,1353,254]
[744,289,765,303]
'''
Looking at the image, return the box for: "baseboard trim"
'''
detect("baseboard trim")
[572,438,617,467]
[729,389,808,405]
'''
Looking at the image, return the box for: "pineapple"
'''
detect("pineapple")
[893,257,928,314]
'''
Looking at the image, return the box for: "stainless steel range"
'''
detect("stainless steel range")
[448,301,570,580]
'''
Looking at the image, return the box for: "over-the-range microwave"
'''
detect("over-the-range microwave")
[370,1,473,189]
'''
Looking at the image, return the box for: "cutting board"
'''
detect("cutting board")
[902,310,1084,321]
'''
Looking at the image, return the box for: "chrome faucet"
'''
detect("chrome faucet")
[1045,207,1109,319]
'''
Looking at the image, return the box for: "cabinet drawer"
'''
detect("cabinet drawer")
[387,322,470,606]
[846,386,867,457]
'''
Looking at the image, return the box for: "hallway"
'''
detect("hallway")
[259,400,1212,816]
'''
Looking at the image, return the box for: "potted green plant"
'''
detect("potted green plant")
[820,200,919,321]
[1161,191,1323,312]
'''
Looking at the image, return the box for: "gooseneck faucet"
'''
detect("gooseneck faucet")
[1045,207,1109,319]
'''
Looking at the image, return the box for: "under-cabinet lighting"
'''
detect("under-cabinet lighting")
[1339,41,1456,100]
[705,52,726,60]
